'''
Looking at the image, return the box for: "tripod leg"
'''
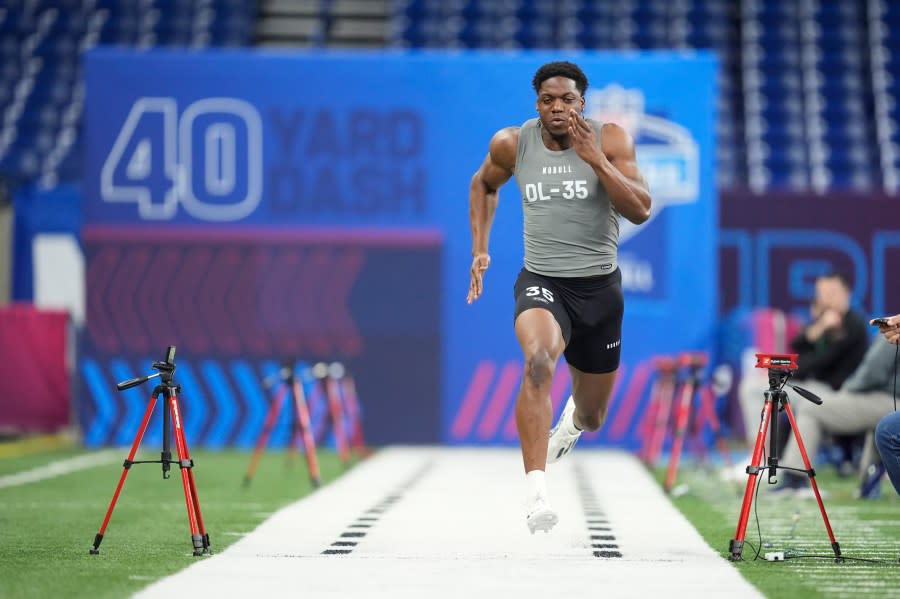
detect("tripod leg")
[177,416,210,555]
[729,401,773,561]
[168,392,207,555]
[90,393,159,554]
[286,381,301,466]
[292,378,321,487]
[324,377,350,465]
[311,383,330,446]
[244,384,287,486]
[341,375,367,456]
[664,379,695,492]
[783,402,842,561]
[686,386,709,465]
[638,376,662,462]
[646,375,675,467]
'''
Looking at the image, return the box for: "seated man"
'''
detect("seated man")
[777,333,898,494]
[789,272,869,390]
[737,272,869,448]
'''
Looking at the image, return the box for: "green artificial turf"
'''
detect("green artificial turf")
[657,461,900,599]
[4,445,898,599]
[0,448,347,598]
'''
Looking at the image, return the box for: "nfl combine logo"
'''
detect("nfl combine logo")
[586,84,700,243]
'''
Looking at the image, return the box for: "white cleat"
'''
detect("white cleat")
[547,395,581,464]
[526,496,559,534]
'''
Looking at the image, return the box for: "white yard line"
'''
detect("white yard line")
[136,448,764,599]
[0,450,120,489]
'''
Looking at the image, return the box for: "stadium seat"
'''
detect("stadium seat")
[0,0,257,185]
[1,0,898,191]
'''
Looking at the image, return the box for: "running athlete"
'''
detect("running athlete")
[466,61,651,533]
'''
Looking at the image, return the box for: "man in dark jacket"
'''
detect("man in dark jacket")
[737,273,868,445]
[790,272,868,390]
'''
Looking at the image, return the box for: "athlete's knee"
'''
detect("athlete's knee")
[523,348,554,389]
[576,404,607,432]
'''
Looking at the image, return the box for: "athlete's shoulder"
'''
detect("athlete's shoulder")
[598,121,635,156]
[488,126,520,168]
[490,126,520,144]
[597,120,633,140]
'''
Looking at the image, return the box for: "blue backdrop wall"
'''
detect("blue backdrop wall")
[80,49,718,448]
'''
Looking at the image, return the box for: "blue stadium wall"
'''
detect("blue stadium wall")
[78,49,719,448]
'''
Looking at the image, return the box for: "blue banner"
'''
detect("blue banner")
[83,49,717,447]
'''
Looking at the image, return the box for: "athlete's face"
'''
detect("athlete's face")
[536,77,585,137]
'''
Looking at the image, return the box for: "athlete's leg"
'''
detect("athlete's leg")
[546,366,617,464]
[569,365,618,432]
[550,268,623,451]
[514,307,565,472]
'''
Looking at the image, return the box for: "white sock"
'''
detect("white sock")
[525,469,548,501]
[564,396,582,436]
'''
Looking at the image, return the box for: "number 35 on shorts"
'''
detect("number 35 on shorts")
[526,286,554,302]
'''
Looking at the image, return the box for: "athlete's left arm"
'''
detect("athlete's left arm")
[568,110,651,224]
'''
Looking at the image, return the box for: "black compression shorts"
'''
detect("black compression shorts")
[513,267,623,374]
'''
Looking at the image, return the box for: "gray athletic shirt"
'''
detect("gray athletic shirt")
[514,117,619,277]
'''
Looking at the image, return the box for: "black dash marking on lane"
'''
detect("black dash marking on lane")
[574,461,622,559]
[321,461,433,556]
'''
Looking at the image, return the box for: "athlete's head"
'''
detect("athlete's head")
[532,61,588,137]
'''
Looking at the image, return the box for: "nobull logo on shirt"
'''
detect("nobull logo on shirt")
[541,165,574,175]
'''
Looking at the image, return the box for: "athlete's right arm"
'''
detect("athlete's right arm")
[467,127,518,304]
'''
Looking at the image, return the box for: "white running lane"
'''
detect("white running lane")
[0,450,119,489]
[136,448,764,599]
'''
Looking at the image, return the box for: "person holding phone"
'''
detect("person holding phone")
[872,315,900,345]
[872,314,900,496]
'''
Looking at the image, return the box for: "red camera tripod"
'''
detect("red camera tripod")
[662,352,733,493]
[89,346,209,556]
[243,361,321,488]
[310,362,369,465]
[639,356,678,467]
[728,353,842,562]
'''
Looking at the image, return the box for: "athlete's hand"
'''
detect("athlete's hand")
[568,110,602,165]
[467,253,491,304]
